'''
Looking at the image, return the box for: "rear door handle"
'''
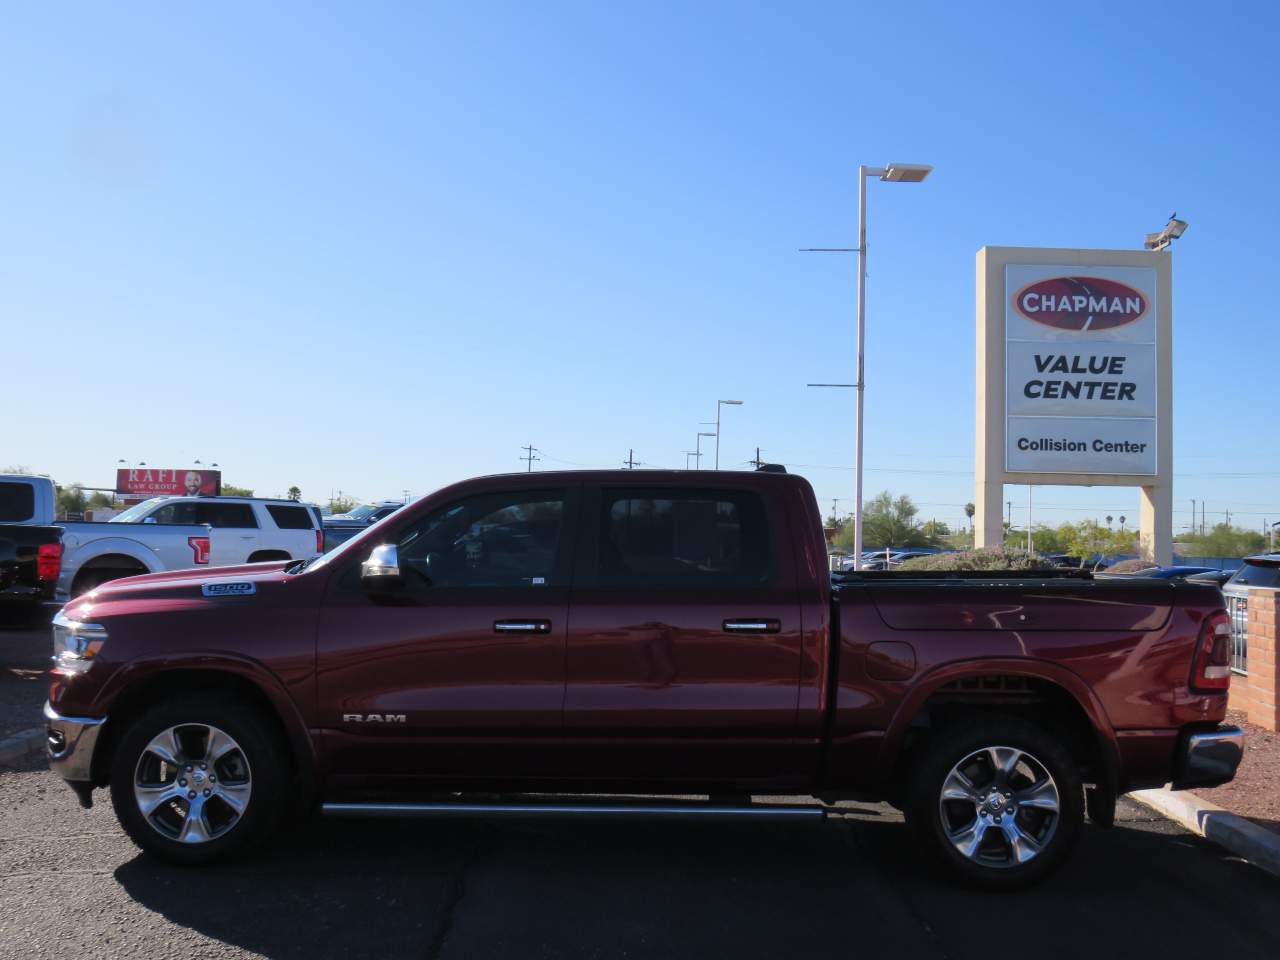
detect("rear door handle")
[723,619,781,634]
[494,619,553,634]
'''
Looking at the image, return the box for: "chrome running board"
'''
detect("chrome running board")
[321,801,826,821]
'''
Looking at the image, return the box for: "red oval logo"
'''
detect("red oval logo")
[1013,276,1148,331]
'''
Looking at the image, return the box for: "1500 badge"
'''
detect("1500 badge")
[201,582,256,597]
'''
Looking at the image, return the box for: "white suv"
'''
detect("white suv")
[110,497,324,567]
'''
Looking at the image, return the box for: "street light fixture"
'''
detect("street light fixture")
[715,400,743,469]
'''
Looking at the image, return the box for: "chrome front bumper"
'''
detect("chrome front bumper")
[44,701,106,784]
[1172,725,1244,790]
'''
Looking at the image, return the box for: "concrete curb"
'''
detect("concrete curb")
[1132,788,1280,878]
[0,726,45,767]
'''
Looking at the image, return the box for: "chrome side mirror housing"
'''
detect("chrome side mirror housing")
[361,543,402,588]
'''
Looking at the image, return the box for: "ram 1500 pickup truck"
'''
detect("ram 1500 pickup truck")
[43,469,1243,885]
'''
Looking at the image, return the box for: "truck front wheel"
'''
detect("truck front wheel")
[109,694,288,865]
[905,715,1083,887]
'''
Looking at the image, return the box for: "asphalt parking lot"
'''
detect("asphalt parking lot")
[0,751,1277,960]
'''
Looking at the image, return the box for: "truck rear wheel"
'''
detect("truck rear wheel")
[905,715,1083,887]
[109,694,288,865]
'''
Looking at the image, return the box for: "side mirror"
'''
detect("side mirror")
[142,516,158,524]
[361,543,403,591]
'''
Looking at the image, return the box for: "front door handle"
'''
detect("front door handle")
[494,619,552,634]
[723,619,781,634]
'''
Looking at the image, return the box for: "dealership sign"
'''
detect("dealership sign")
[1004,264,1158,476]
[116,468,221,498]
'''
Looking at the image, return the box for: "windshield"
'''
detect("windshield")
[110,499,166,522]
[340,504,377,520]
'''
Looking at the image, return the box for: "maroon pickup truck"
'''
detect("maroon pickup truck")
[44,469,1242,885]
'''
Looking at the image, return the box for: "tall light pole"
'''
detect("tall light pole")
[803,161,932,569]
[696,432,716,470]
[714,401,742,469]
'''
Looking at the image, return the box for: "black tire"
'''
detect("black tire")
[905,714,1083,887]
[109,694,289,865]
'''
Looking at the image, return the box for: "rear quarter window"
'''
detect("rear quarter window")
[266,504,315,530]
[0,482,35,522]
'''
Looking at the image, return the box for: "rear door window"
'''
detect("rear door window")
[0,482,35,522]
[266,504,314,529]
[594,488,772,587]
[195,503,258,529]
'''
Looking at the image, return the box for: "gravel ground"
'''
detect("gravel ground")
[1194,710,1280,833]
[1,756,1279,960]
[0,618,52,742]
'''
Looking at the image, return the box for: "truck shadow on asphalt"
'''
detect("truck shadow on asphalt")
[112,811,1280,960]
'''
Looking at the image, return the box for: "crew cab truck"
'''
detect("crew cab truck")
[44,469,1243,885]
[0,476,62,619]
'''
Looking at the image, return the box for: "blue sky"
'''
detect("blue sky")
[4,1,1279,534]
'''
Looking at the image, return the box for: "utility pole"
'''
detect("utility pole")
[1005,500,1012,534]
[520,444,539,472]
[749,447,765,470]
[1191,499,1196,534]
[623,449,641,469]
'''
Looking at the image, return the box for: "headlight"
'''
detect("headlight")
[51,610,107,675]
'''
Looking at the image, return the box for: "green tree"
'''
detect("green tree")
[920,519,951,544]
[287,485,302,502]
[86,492,114,509]
[834,491,938,550]
[57,483,87,516]
[1178,523,1267,558]
[327,495,358,515]
[221,483,254,497]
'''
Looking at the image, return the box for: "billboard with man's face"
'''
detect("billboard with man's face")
[116,468,221,497]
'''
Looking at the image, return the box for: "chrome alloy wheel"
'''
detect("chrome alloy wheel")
[132,724,253,844]
[938,745,1060,868]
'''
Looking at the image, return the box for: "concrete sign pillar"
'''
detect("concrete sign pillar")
[974,246,1173,564]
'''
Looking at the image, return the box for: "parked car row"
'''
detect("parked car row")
[43,466,1243,888]
[0,474,329,604]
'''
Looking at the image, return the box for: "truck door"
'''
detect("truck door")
[315,483,579,789]
[562,482,805,786]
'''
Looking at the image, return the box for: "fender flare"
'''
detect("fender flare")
[62,538,161,579]
[93,652,317,788]
[878,657,1119,784]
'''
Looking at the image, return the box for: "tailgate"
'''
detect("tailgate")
[867,578,1174,632]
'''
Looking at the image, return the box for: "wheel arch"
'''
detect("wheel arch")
[881,659,1119,797]
[91,660,316,798]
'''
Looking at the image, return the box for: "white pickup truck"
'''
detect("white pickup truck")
[58,496,324,598]
[0,476,324,598]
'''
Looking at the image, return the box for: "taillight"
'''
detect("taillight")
[36,542,62,583]
[188,536,211,564]
[315,529,324,554]
[1190,611,1232,693]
